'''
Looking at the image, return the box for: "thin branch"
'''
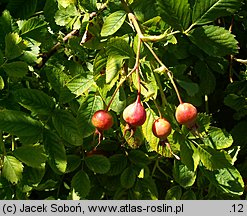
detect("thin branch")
[144,42,183,104]
[105,37,143,111]
[234,58,247,64]
[36,29,79,69]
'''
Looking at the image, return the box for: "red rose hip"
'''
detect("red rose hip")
[152,118,172,140]
[123,95,146,127]
[175,103,197,127]
[91,110,113,131]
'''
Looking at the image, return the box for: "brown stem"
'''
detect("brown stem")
[36,29,79,69]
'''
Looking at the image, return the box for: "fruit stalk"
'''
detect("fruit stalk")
[144,42,183,104]
[152,98,162,118]
[105,37,142,111]
[135,37,142,95]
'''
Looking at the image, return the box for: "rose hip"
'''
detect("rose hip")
[175,103,197,127]
[123,95,146,127]
[91,110,113,131]
[152,118,171,140]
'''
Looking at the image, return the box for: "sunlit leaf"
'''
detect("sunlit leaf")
[13,144,47,168]
[2,156,23,184]
[189,25,238,56]
[173,160,196,188]
[101,10,126,37]
[192,0,242,25]
[157,0,191,31]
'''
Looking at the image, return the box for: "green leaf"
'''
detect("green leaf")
[132,63,158,100]
[198,145,232,171]
[176,79,199,97]
[52,109,83,146]
[18,17,47,36]
[0,110,42,139]
[181,190,197,199]
[206,56,228,74]
[35,179,58,191]
[45,64,74,103]
[0,10,12,46]
[71,170,91,199]
[93,49,107,76]
[101,10,126,37]
[140,177,159,199]
[106,38,133,58]
[128,150,150,167]
[57,0,76,8]
[5,33,24,60]
[23,166,45,186]
[43,130,67,174]
[20,38,41,64]
[66,74,95,96]
[231,121,247,147]
[120,167,137,189]
[196,113,212,133]
[224,94,246,112]
[189,25,238,56]
[66,155,81,173]
[133,177,158,200]
[203,127,233,150]
[174,132,199,171]
[107,154,128,176]
[107,85,126,114]
[165,185,182,200]
[15,88,55,116]
[77,94,104,138]
[13,144,47,168]
[195,61,216,94]
[142,108,159,151]
[7,0,37,19]
[78,0,97,12]
[55,4,80,27]
[120,119,144,149]
[0,76,4,90]
[202,166,244,196]
[2,61,28,77]
[157,0,191,31]
[85,155,110,174]
[2,156,23,184]
[192,0,242,25]
[105,56,123,83]
[173,160,196,188]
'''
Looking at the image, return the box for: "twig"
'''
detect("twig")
[36,29,79,69]
[105,37,142,111]
[144,42,183,104]
[234,58,247,64]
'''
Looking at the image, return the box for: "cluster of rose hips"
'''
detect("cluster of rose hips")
[91,93,198,154]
